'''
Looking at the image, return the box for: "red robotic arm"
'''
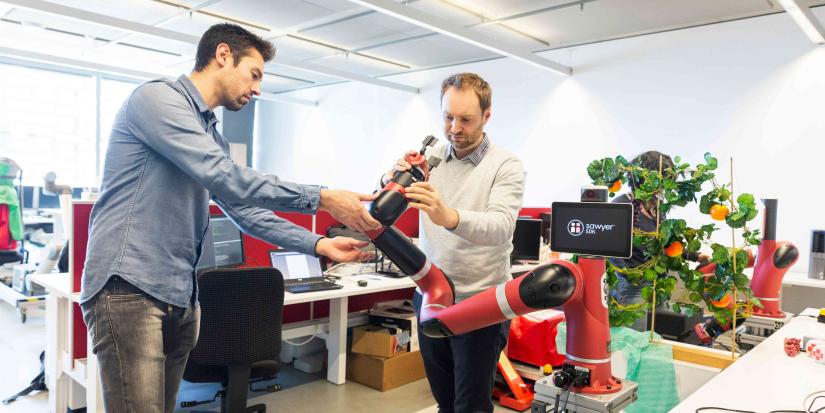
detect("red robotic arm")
[366,144,622,394]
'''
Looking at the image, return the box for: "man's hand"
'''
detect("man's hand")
[315,237,374,263]
[381,150,418,185]
[406,182,459,229]
[319,189,380,233]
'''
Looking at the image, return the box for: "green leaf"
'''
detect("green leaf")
[689,292,703,302]
[699,194,712,214]
[587,159,605,181]
[644,268,658,281]
[704,153,718,169]
[711,244,729,264]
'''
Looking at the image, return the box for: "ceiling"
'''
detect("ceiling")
[0,0,823,98]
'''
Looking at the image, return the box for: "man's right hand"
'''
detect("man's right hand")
[381,150,417,186]
[318,189,381,233]
[315,237,374,263]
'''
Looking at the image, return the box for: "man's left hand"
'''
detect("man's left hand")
[406,182,459,229]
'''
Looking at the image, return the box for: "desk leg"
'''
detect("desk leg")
[45,294,69,413]
[86,332,104,412]
[327,296,348,384]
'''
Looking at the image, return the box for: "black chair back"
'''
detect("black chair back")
[191,267,284,366]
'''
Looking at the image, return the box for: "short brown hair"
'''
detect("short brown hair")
[440,73,492,112]
[194,23,275,71]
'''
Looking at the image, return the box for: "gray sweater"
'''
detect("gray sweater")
[419,140,525,302]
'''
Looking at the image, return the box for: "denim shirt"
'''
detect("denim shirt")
[80,75,323,308]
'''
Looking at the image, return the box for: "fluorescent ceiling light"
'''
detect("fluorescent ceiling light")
[777,0,825,44]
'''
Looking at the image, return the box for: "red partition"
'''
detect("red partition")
[518,207,551,219]
[68,202,425,356]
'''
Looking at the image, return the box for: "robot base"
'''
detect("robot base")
[738,312,794,347]
[532,376,638,413]
[712,312,794,352]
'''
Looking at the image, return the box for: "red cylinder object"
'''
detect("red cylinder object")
[751,240,798,318]
[562,257,622,394]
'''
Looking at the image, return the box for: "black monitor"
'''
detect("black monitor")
[550,202,633,258]
[196,215,244,271]
[511,218,542,262]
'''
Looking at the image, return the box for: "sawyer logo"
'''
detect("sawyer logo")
[567,220,584,236]
[568,219,617,236]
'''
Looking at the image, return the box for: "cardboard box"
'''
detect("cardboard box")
[351,325,407,358]
[346,351,426,391]
[369,300,419,352]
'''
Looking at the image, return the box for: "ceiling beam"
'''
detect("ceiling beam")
[273,56,418,93]
[345,0,571,75]
[257,92,318,106]
[87,0,224,54]
[4,0,419,93]
[0,45,320,106]
[0,45,169,79]
[776,0,825,44]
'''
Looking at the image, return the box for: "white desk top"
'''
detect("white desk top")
[672,308,825,412]
[744,268,825,289]
[30,272,77,300]
[28,272,416,306]
[283,273,415,305]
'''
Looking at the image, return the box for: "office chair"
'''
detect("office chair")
[182,267,284,413]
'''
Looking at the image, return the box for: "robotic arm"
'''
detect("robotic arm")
[365,139,631,395]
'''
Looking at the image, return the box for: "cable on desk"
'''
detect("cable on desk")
[805,392,825,413]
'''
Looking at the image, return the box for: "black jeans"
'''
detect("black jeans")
[81,276,200,413]
[414,292,510,413]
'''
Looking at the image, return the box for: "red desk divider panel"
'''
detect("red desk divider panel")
[71,202,94,293]
[518,207,551,219]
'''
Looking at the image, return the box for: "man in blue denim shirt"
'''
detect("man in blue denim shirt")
[80,24,380,412]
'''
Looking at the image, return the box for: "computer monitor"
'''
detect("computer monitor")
[511,218,542,262]
[196,215,244,271]
[269,250,323,280]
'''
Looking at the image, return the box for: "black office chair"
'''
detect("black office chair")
[182,267,284,413]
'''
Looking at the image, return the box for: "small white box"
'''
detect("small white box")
[293,352,325,374]
[369,300,419,352]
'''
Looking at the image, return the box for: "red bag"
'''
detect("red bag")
[0,204,16,251]
[507,310,565,367]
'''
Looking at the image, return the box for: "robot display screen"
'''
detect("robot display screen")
[550,202,633,258]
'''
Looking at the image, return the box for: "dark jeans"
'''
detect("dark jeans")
[413,292,510,413]
[81,276,200,413]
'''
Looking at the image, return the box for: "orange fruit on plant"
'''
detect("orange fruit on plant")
[608,180,622,193]
[711,293,732,308]
[664,241,683,257]
[710,204,730,221]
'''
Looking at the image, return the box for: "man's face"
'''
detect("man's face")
[441,86,490,154]
[218,47,264,111]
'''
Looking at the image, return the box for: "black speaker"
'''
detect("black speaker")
[540,212,552,245]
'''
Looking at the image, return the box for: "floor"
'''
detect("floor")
[0,302,513,413]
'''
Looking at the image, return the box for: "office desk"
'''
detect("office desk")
[671,308,825,412]
[30,272,415,412]
[744,269,825,314]
[284,273,415,385]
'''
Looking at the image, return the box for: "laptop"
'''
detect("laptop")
[270,250,343,294]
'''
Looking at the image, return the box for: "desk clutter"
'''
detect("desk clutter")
[346,300,425,391]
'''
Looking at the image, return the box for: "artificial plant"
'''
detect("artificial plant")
[586,153,762,328]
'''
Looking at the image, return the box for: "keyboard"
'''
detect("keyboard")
[284,278,344,294]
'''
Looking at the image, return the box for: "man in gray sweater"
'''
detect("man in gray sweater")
[385,73,524,413]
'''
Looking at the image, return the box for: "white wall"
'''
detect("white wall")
[255,10,825,267]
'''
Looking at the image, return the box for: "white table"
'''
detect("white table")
[283,273,415,384]
[745,269,825,314]
[671,308,825,412]
[30,272,415,413]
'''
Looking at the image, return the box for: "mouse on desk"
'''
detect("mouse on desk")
[357,280,368,287]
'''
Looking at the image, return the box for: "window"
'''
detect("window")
[0,63,139,188]
[0,63,96,187]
